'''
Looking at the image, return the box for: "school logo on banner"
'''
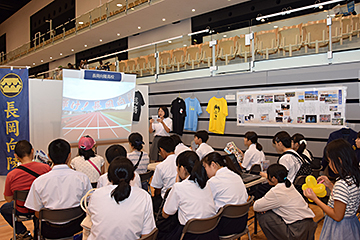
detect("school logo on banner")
[0,69,29,175]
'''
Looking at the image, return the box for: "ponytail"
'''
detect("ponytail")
[292,133,306,155]
[255,143,263,151]
[108,157,134,203]
[128,132,144,151]
[202,152,242,176]
[177,151,208,189]
[267,163,291,188]
[245,131,262,151]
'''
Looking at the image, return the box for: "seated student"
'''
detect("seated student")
[202,152,248,236]
[150,137,177,212]
[97,144,141,188]
[239,131,266,172]
[194,130,214,160]
[162,151,217,239]
[254,164,316,240]
[88,157,156,240]
[1,140,51,240]
[292,133,321,169]
[25,139,92,239]
[171,134,191,156]
[70,135,105,188]
[127,132,150,174]
[304,139,360,240]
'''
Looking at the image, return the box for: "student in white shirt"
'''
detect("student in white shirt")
[171,134,191,156]
[194,130,214,160]
[239,131,265,172]
[149,106,173,161]
[162,151,217,239]
[97,145,141,189]
[25,139,92,239]
[127,132,150,174]
[150,137,177,212]
[254,164,316,240]
[292,133,321,169]
[202,152,248,236]
[88,157,155,240]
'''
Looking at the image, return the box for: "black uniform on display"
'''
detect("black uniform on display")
[133,90,145,122]
[170,97,186,135]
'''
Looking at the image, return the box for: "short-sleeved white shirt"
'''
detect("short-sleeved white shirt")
[196,143,214,160]
[96,172,141,189]
[242,144,265,171]
[208,167,248,211]
[278,150,302,183]
[88,185,155,240]
[164,178,216,225]
[150,154,177,198]
[127,151,150,174]
[25,164,92,211]
[70,155,105,183]
[152,117,173,136]
[253,183,315,224]
[174,143,191,156]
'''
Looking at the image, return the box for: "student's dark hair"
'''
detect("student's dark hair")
[48,139,71,164]
[195,130,209,143]
[14,140,33,159]
[177,151,208,189]
[170,135,183,146]
[105,145,127,164]
[157,136,175,153]
[128,132,144,151]
[108,157,135,203]
[326,139,360,187]
[357,131,360,139]
[272,131,291,148]
[245,131,262,151]
[158,106,169,118]
[78,148,95,160]
[202,152,242,176]
[292,133,306,155]
[267,163,291,188]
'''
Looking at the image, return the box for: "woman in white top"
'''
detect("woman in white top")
[88,157,155,240]
[292,133,321,169]
[202,152,248,236]
[239,131,265,172]
[149,106,173,161]
[254,163,316,240]
[162,151,217,240]
[127,132,150,174]
[70,135,105,188]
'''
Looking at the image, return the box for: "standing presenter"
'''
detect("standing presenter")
[149,106,172,161]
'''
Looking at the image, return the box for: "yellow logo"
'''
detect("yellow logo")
[0,73,23,98]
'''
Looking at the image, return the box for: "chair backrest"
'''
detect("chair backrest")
[293,175,307,186]
[127,59,137,71]
[39,206,84,223]
[13,190,29,202]
[236,35,251,55]
[352,15,359,31]
[172,48,185,63]
[303,19,328,42]
[278,24,302,47]
[200,42,213,59]
[331,18,342,37]
[140,170,154,182]
[186,45,201,60]
[139,228,158,240]
[341,16,352,34]
[221,196,254,219]
[147,54,156,67]
[181,208,223,237]
[218,36,237,55]
[119,61,126,72]
[249,164,261,174]
[137,56,147,68]
[159,51,172,65]
[256,29,278,49]
[311,168,321,178]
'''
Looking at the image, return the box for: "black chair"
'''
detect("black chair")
[249,164,261,175]
[139,228,159,240]
[311,167,322,178]
[140,170,154,194]
[12,190,35,240]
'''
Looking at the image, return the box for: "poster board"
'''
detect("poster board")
[237,86,346,128]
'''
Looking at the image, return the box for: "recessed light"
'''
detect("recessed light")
[162,18,166,21]
[71,49,74,51]
[168,40,172,43]
[60,53,63,55]
[84,44,87,47]
[223,35,227,38]
[319,5,323,9]
[116,3,122,7]
[41,60,43,62]
[99,39,102,42]
[117,33,120,36]
[273,25,278,28]
[50,56,52,59]
[192,9,195,12]
[79,21,84,25]
[261,19,265,22]
[183,44,187,47]
[33,62,35,65]
[131,8,134,10]
[138,26,141,29]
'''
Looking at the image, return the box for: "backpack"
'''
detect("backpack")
[301,149,321,170]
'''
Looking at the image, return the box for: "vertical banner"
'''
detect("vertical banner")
[0,68,29,175]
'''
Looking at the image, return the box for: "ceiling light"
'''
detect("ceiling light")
[131,8,134,10]
[84,44,87,47]
[162,18,166,21]
[168,40,172,43]
[116,3,122,7]
[79,21,84,25]
[261,18,265,22]
[60,53,63,55]
[319,5,323,9]
[192,9,195,12]
[99,39,102,42]
[223,35,227,38]
[183,44,187,47]
[33,62,35,65]
[50,56,52,59]
[138,26,141,29]
[117,33,120,36]
[71,49,74,51]
[41,59,43,62]
[274,25,278,28]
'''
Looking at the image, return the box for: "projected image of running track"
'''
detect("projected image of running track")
[61,110,132,141]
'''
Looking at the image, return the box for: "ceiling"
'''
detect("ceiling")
[0,0,31,24]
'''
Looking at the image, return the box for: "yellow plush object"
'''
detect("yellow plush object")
[302,175,327,201]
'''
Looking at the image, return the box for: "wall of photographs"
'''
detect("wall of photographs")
[237,87,346,128]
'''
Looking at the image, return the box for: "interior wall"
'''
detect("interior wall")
[147,61,360,165]
[49,54,76,70]
[76,0,109,17]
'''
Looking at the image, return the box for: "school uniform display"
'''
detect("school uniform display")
[207,167,248,235]
[319,177,360,240]
[174,143,191,156]
[253,183,316,240]
[242,144,266,171]
[163,177,217,239]
[133,90,145,122]
[127,151,150,174]
[196,143,214,160]
[171,97,187,135]
[70,155,105,183]
[149,117,173,161]
[206,97,228,134]
[97,172,142,188]
[150,154,177,198]
[184,97,202,132]
[88,185,155,240]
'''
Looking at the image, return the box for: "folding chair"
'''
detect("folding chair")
[249,164,261,175]
[12,190,35,240]
[219,196,254,240]
[139,228,158,240]
[180,208,223,240]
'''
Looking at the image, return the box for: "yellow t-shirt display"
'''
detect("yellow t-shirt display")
[206,97,228,134]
